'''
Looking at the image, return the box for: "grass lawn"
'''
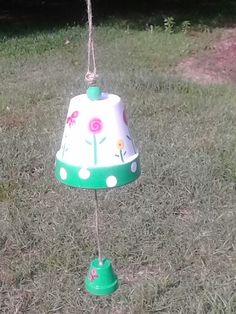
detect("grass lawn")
[0,14,236,313]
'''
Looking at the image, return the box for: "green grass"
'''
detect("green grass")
[0,18,236,313]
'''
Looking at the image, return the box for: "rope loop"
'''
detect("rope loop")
[85,71,98,85]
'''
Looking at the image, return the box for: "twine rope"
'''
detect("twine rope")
[94,190,103,265]
[86,0,102,265]
[85,0,98,85]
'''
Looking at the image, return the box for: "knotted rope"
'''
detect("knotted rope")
[85,0,98,85]
[85,0,102,264]
[94,190,102,265]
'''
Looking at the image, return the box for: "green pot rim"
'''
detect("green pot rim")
[55,155,141,189]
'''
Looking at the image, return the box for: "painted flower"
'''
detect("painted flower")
[66,111,79,127]
[115,139,126,163]
[91,269,97,276]
[123,110,128,126]
[88,269,98,282]
[116,139,124,150]
[86,118,106,165]
[89,118,103,134]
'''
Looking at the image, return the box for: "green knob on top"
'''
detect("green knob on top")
[86,85,102,101]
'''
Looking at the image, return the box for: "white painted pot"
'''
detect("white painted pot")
[55,92,140,189]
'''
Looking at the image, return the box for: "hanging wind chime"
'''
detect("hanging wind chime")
[55,0,141,295]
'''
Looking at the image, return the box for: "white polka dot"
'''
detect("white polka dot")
[79,168,90,180]
[60,167,67,180]
[131,162,137,173]
[106,176,117,187]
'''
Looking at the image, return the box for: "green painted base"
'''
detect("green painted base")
[85,258,118,296]
[55,155,141,189]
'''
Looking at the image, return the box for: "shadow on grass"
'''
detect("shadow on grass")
[0,0,236,39]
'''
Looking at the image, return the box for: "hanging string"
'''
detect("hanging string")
[94,190,103,265]
[85,0,102,265]
[85,0,98,85]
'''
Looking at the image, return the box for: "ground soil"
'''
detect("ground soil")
[177,28,236,84]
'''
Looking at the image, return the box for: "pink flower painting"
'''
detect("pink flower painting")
[88,269,98,282]
[66,111,79,127]
[89,118,103,134]
[86,118,106,165]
